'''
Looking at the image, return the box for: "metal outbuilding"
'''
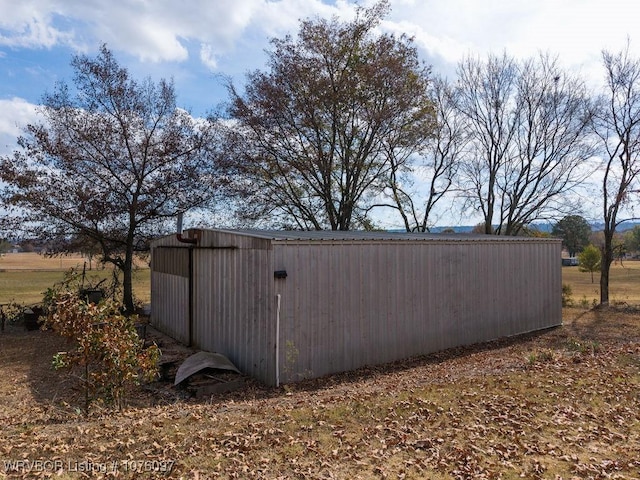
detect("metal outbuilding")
[150,229,561,386]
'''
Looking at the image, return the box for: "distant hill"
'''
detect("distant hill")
[431,222,640,234]
[430,226,473,233]
[589,222,640,232]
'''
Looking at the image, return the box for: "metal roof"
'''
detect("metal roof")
[215,228,558,243]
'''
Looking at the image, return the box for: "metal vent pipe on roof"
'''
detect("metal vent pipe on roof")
[176,212,197,244]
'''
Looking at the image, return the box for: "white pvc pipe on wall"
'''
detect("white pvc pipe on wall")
[275,293,281,387]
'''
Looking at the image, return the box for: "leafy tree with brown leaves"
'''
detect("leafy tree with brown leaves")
[227,1,435,230]
[0,45,225,312]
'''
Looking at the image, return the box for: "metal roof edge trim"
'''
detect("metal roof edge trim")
[200,228,562,244]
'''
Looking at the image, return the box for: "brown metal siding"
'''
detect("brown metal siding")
[190,239,275,385]
[151,230,561,386]
[151,270,189,344]
[150,231,277,384]
[273,239,561,384]
[152,247,189,277]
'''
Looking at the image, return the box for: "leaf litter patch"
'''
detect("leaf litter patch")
[0,308,638,479]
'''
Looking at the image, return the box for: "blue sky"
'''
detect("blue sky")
[1,0,639,226]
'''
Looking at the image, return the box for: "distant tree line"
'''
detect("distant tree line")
[0,238,11,254]
[2,0,640,308]
[552,215,640,256]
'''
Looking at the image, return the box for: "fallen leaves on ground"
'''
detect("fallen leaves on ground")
[0,307,639,479]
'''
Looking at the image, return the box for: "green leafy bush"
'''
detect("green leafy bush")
[578,244,601,283]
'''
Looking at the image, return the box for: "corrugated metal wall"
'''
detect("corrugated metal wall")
[191,243,275,384]
[151,230,277,384]
[151,230,561,386]
[151,247,190,344]
[151,272,189,344]
[272,239,561,384]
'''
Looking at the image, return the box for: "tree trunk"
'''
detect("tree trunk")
[600,261,610,305]
[484,192,494,234]
[122,244,135,313]
[600,235,613,306]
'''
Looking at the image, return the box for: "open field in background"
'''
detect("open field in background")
[0,252,89,270]
[0,252,150,305]
[562,260,640,306]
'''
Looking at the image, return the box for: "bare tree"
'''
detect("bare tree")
[226,1,435,230]
[0,45,225,312]
[502,55,594,234]
[455,53,519,234]
[381,77,463,232]
[592,45,640,305]
[455,53,593,235]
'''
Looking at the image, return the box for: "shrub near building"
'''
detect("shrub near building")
[43,282,159,414]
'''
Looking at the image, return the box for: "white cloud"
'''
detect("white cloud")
[256,0,354,36]
[383,0,640,86]
[0,97,37,136]
[0,1,357,67]
[0,3,76,49]
[0,0,638,76]
[0,97,38,155]
[199,43,218,71]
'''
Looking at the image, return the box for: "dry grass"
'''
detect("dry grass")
[0,252,89,270]
[0,309,639,479]
[0,253,150,305]
[562,260,640,306]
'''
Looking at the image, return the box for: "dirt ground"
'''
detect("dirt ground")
[0,307,639,479]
